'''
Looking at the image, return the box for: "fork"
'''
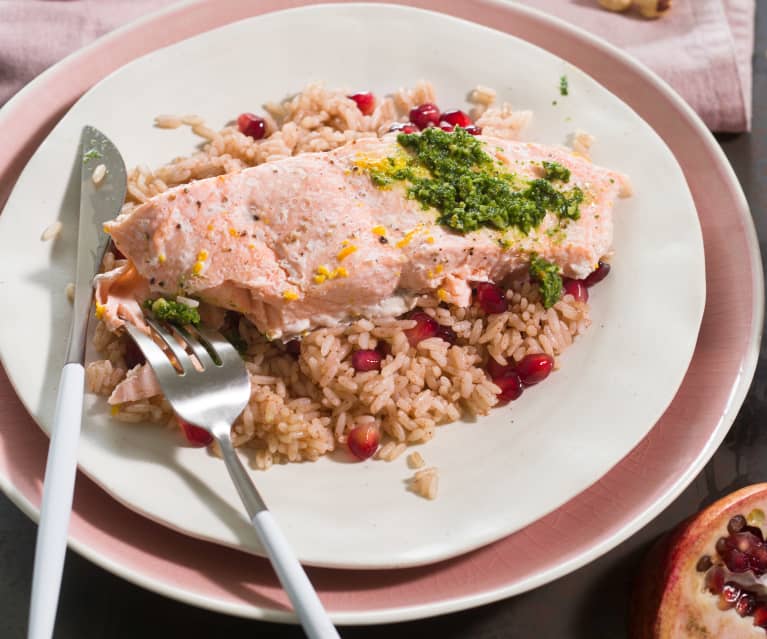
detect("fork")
[123,319,340,639]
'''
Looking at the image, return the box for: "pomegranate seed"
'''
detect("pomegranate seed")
[728,515,747,534]
[404,311,439,346]
[486,358,514,379]
[562,278,589,303]
[516,353,555,386]
[389,122,419,134]
[348,92,375,116]
[436,324,458,344]
[178,418,213,447]
[237,112,267,140]
[438,121,454,132]
[748,509,766,527]
[493,372,523,404]
[695,555,713,572]
[352,349,382,372]
[474,282,507,315]
[285,339,301,359]
[583,261,611,287]
[409,103,441,130]
[124,337,146,369]
[719,582,741,609]
[754,604,767,628]
[705,565,725,594]
[723,548,751,573]
[737,592,757,617]
[347,424,379,460]
[716,536,732,555]
[750,545,767,574]
[733,531,762,553]
[377,341,392,358]
[440,109,473,128]
[464,124,482,136]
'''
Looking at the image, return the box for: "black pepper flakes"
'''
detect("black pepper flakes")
[379,236,388,244]
[149,277,156,285]
[195,200,201,208]
[252,214,260,221]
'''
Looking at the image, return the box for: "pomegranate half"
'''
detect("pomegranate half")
[631,483,767,638]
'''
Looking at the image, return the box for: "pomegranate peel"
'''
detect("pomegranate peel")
[631,483,767,638]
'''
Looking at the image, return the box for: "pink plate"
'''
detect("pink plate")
[0,0,761,624]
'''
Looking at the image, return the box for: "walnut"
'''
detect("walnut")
[635,0,673,18]
[598,0,632,11]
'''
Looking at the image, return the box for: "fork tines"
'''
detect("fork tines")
[124,319,231,377]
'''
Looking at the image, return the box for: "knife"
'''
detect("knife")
[27,126,127,639]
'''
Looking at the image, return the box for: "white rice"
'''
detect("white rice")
[40,221,62,242]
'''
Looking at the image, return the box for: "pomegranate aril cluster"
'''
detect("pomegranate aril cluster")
[701,511,767,630]
[486,353,554,406]
[386,102,482,136]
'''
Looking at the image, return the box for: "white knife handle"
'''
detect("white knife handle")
[251,510,340,639]
[27,362,84,639]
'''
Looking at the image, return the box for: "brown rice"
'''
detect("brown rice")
[86,82,590,477]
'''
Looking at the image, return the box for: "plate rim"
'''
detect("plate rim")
[0,0,761,624]
[0,1,707,570]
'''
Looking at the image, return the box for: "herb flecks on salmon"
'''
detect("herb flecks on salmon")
[361,127,584,235]
[145,297,201,326]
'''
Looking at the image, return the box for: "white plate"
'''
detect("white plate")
[0,3,705,569]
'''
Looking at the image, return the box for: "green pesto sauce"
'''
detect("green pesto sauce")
[542,161,571,182]
[377,127,584,234]
[82,148,103,163]
[361,127,578,306]
[529,255,563,309]
[145,297,200,326]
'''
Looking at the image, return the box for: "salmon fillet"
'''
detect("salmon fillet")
[99,133,629,339]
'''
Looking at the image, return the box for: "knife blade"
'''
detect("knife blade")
[68,126,128,364]
[28,127,126,639]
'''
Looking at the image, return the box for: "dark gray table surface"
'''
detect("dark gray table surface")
[1,6,765,639]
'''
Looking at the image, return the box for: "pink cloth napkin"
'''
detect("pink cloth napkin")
[0,0,755,131]
[527,0,755,132]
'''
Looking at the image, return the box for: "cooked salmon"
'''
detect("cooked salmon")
[98,133,629,339]
[107,363,160,405]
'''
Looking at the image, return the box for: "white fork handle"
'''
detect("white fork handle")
[251,510,340,639]
[27,363,84,639]
[215,432,339,638]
